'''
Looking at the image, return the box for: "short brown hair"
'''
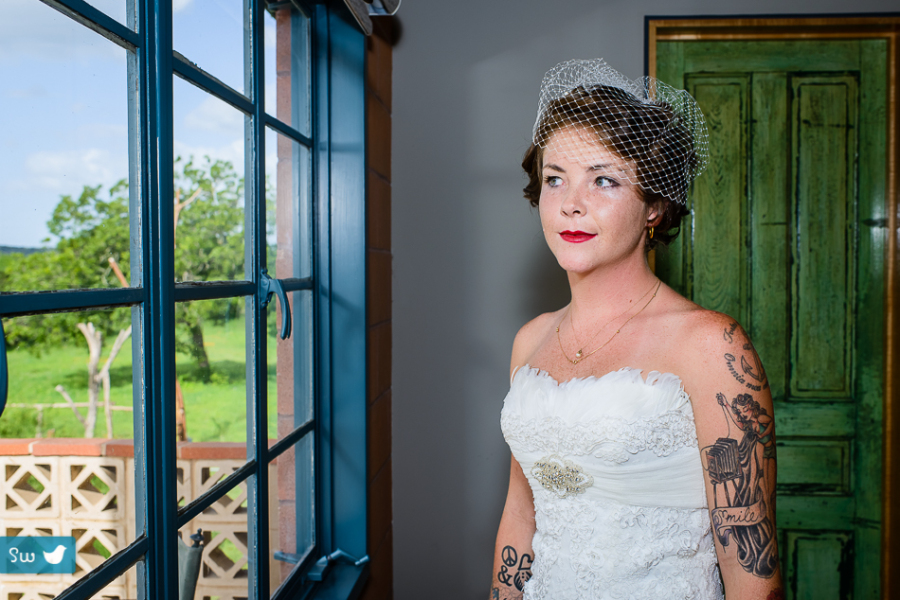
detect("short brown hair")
[522,85,694,251]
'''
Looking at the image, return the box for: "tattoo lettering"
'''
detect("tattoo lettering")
[492,587,500,600]
[702,392,778,578]
[725,352,769,392]
[724,322,738,343]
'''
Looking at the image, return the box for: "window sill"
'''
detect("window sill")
[309,563,370,600]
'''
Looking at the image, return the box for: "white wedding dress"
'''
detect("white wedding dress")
[501,366,724,600]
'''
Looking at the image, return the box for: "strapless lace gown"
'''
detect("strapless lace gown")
[501,366,724,600]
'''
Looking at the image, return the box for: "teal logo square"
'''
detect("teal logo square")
[0,536,76,574]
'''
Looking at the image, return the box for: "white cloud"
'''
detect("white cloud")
[13,148,127,194]
[174,0,196,11]
[183,96,244,135]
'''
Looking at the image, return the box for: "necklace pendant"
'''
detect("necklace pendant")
[575,349,583,358]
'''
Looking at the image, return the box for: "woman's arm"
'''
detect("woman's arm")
[687,315,784,600]
[490,455,536,600]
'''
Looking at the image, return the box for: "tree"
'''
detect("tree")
[172,156,246,382]
[1,156,258,436]
[2,181,133,437]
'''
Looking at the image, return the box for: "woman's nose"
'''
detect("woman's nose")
[560,187,585,216]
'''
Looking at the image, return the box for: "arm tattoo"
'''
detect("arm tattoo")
[703,390,778,578]
[496,545,533,594]
[724,342,770,392]
[767,589,785,600]
[724,321,738,343]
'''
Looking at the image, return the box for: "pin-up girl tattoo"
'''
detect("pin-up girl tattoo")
[702,392,778,578]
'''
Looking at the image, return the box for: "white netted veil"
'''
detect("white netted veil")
[532,59,709,205]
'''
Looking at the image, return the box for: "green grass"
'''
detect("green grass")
[3,320,278,442]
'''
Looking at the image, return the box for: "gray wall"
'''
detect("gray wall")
[391,1,892,597]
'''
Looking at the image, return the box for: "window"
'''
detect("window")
[0,1,367,598]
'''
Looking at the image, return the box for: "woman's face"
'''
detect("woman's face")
[538,126,655,275]
[738,403,755,421]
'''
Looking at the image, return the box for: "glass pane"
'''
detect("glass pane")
[0,0,134,293]
[179,479,249,600]
[82,0,132,29]
[266,128,311,280]
[173,78,246,282]
[268,291,313,442]
[3,307,136,439]
[173,0,246,95]
[264,5,310,135]
[0,307,138,597]
[267,440,314,594]
[175,299,247,446]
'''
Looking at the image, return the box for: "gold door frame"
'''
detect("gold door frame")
[647,16,900,595]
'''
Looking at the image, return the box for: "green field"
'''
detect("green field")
[2,320,278,442]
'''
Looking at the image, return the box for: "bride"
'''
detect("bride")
[491,60,784,600]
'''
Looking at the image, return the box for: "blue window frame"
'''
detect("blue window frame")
[0,0,367,598]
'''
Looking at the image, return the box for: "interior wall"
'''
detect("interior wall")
[391,2,894,598]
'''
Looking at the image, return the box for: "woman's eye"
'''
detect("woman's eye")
[543,175,563,188]
[595,176,618,188]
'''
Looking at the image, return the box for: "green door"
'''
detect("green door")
[656,39,887,599]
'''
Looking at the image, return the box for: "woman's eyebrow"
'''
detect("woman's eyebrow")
[587,163,612,171]
[543,163,565,173]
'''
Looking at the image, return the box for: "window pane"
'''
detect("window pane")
[3,307,136,439]
[173,0,246,95]
[179,477,250,600]
[265,5,310,136]
[173,78,246,283]
[0,307,138,597]
[0,0,134,293]
[82,0,132,29]
[266,128,311,280]
[268,290,312,442]
[175,299,247,446]
[267,440,314,593]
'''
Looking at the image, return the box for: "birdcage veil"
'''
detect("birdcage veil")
[532,59,709,205]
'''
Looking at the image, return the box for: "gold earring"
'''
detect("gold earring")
[649,226,654,240]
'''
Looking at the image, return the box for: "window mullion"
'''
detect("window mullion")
[246,0,270,598]
[312,3,333,561]
[138,0,179,598]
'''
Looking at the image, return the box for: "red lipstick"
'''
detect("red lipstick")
[560,230,596,243]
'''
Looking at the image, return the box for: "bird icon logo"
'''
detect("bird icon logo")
[43,544,67,565]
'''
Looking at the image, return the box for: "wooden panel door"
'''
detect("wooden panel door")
[656,39,887,599]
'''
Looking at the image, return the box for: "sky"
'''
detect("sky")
[0,0,286,248]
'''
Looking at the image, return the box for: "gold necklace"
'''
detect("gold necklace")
[556,279,662,365]
[565,279,658,357]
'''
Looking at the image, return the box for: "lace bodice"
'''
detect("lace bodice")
[501,366,724,600]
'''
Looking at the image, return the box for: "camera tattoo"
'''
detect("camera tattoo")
[702,386,778,578]
[496,545,533,595]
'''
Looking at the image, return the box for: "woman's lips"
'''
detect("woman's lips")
[560,230,596,243]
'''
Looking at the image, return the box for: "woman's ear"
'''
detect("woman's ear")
[647,201,664,227]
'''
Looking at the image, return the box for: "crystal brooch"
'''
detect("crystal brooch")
[531,454,593,498]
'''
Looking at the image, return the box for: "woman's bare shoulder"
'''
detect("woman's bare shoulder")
[662,302,760,391]
[510,309,564,376]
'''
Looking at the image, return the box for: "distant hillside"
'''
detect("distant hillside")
[0,245,47,256]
